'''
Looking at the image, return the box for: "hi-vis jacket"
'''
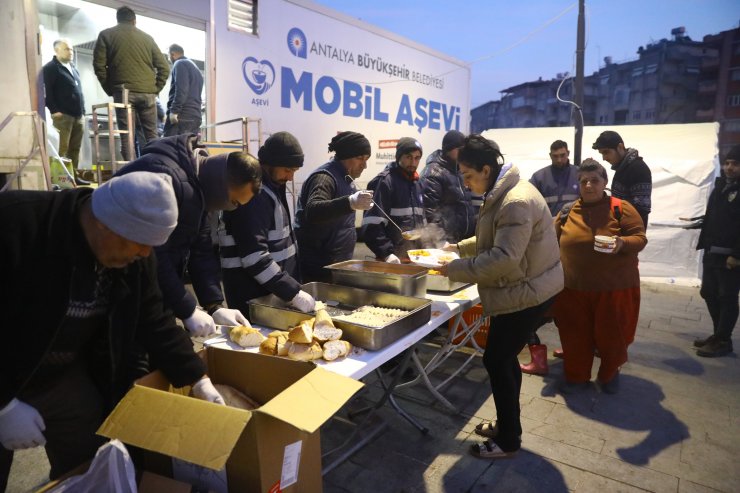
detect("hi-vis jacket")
[529,163,580,217]
[220,177,301,316]
[362,162,426,260]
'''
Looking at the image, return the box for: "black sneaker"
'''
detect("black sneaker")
[696,339,733,357]
[693,334,715,348]
[598,373,620,394]
[558,380,590,394]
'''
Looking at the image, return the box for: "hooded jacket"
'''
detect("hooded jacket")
[447,164,564,316]
[420,149,477,242]
[115,135,223,319]
[610,148,652,228]
[0,188,205,409]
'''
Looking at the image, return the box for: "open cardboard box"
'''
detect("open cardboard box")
[97,346,363,492]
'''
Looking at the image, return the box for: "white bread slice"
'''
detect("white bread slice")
[288,319,314,343]
[213,384,260,410]
[230,326,266,348]
[313,325,342,343]
[322,340,352,361]
[287,341,323,361]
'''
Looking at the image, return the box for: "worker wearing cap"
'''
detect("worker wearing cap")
[295,131,373,282]
[420,130,477,243]
[220,132,317,314]
[116,134,262,337]
[362,137,426,263]
[592,130,652,228]
[0,173,225,489]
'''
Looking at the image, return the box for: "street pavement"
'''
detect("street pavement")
[7,279,739,492]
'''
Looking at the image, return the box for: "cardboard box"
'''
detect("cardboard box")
[98,347,363,492]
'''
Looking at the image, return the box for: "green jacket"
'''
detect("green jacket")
[448,164,564,316]
[93,22,170,96]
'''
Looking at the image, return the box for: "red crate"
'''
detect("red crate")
[450,304,490,349]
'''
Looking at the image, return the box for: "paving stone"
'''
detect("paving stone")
[678,478,726,493]
[676,436,740,492]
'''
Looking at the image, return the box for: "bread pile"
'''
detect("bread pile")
[259,309,352,362]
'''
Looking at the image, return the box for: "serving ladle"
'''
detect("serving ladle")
[344,175,408,236]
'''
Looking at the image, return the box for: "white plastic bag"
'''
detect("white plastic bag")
[48,439,137,493]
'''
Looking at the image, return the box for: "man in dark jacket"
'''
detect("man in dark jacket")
[592,130,652,228]
[362,138,426,263]
[693,144,740,357]
[0,173,224,490]
[295,131,373,282]
[420,130,476,243]
[220,132,316,315]
[117,135,261,337]
[530,140,580,217]
[164,44,203,137]
[93,6,170,160]
[42,39,89,186]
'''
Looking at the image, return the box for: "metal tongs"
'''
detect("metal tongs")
[345,175,406,234]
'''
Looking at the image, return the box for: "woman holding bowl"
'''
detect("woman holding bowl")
[552,158,647,394]
[437,134,563,459]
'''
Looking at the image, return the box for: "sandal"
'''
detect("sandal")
[470,439,518,459]
[474,421,499,439]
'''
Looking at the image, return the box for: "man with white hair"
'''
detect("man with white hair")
[0,173,224,489]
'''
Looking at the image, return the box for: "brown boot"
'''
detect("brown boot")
[520,344,548,375]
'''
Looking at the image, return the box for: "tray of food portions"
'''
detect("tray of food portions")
[424,267,471,292]
[407,248,459,269]
[248,282,431,350]
[325,259,428,297]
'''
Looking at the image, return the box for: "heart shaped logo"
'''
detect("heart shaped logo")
[242,57,275,95]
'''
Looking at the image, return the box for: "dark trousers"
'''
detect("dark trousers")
[114,91,158,160]
[51,114,84,170]
[483,297,554,450]
[0,366,106,491]
[700,258,740,341]
[163,116,202,137]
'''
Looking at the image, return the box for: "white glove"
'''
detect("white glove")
[183,308,217,337]
[191,377,225,405]
[385,253,401,264]
[169,113,179,124]
[212,307,248,326]
[290,290,316,313]
[349,190,374,211]
[0,399,46,450]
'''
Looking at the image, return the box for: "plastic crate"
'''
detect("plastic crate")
[450,304,490,349]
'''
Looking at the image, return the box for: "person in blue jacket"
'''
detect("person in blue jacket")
[164,43,203,137]
[362,138,426,263]
[295,131,373,282]
[529,140,580,216]
[220,132,317,315]
[115,134,261,336]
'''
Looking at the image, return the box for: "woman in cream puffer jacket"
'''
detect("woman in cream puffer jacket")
[440,134,563,460]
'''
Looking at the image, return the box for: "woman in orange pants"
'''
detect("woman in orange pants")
[552,159,647,394]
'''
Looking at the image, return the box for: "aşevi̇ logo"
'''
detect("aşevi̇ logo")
[242,57,275,95]
[287,27,307,59]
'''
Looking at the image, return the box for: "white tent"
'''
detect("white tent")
[481,123,720,285]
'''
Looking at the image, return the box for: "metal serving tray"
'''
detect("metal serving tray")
[248,282,432,350]
[326,260,428,297]
[426,273,470,293]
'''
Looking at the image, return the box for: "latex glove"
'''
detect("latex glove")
[183,308,217,337]
[348,190,374,211]
[385,253,401,264]
[169,113,179,124]
[0,399,46,450]
[290,290,316,313]
[191,377,225,405]
[441,242,459,253]
[728,256,740,270]
[212,307,248,327]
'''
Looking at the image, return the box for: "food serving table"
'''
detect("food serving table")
[204,284,484,473]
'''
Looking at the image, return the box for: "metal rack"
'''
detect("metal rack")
[90,88,135,184]
[0,111,52,192]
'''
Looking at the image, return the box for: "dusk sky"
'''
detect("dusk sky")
[314,0,739,108]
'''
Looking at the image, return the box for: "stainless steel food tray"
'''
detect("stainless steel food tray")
[426,273,470,293]
[248,282,431,350]
[326,260,428,297]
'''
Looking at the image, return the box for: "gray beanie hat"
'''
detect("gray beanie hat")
[92,172,178,246]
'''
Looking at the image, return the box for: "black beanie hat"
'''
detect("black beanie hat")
[328,131,371,160]
[592,130,624,150]
[725,144,740,162]
[442,130,466,152]
[396,137,423,162]
[258,131,304,167]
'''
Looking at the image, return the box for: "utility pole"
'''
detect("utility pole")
[573,0,585,165]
